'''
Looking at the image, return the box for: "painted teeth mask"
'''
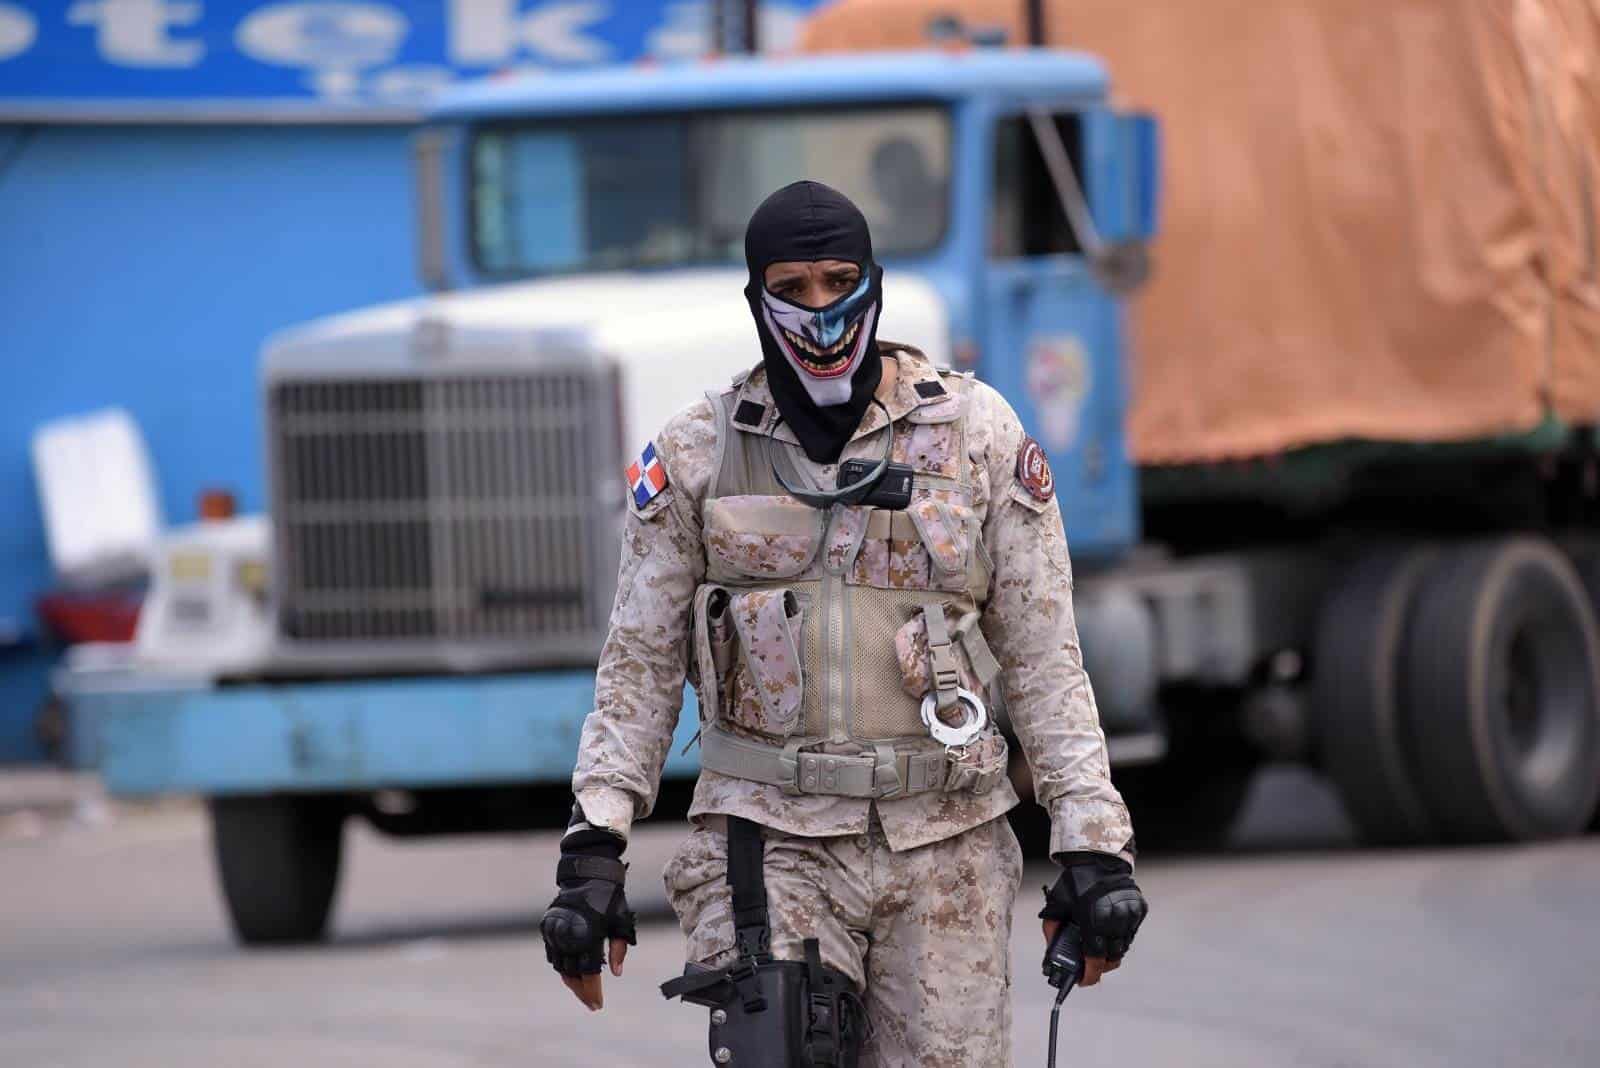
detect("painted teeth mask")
[743,180,886,464]
[759,273,879,406]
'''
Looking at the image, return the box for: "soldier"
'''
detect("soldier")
[540,181,1147,1066]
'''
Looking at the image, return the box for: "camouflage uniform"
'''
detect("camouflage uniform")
[573,344,1133,1063]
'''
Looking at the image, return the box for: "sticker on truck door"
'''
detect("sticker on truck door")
[1024,335,1091,453]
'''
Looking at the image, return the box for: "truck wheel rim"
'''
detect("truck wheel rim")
[1486,579,1593,817]
[1500,630,1543,760]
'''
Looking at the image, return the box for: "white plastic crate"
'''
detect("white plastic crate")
[31,408,162,588]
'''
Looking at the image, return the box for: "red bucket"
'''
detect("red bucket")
[35,591,143,645]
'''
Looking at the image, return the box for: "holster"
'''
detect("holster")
[661,817,864,1067]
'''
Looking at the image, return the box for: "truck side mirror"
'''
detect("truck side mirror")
[1130,112,1162,241]
[1092,110,1161,244]
[1092,110,1160,293]
[1026,108,1159,294]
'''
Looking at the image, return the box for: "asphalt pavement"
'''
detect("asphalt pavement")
[2,768,1596,1067]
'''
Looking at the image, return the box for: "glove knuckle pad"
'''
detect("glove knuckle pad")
[545,865,634,976]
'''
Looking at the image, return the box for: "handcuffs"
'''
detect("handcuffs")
[917,603,988,748]
[920,687,988,748]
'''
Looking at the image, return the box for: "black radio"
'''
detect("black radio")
[837,458,914,510]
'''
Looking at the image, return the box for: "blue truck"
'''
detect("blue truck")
[67,46,1599,945]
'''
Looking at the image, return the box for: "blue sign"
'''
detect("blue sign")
[0,1,822,119]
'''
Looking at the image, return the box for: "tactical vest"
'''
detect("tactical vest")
[689,359,1008,800]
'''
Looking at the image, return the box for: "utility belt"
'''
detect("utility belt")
[662,817,865,1067]
[699,727,1007,799]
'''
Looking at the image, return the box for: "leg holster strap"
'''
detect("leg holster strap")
[661,817,864,1067]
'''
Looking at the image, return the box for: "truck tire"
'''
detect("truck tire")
[1403,538,1600,842]
[1112,690,1259,854]
[209,794,345,945]
[1312,548,1439,845]
[1570,546,1600,831]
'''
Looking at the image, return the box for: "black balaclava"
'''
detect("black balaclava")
[744,180,885,464]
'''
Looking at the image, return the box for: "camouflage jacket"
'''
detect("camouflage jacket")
[573,344,1134,858]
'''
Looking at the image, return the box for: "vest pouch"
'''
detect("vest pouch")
[848,509,924,588]
[906,496,975,593]
[822,504,870,575]
[704,495,824,581]
[942,730,1008,795]
[690,584,739,732]
[892,605,1001,711]
[725,588,807,740]
[845,500,976,592]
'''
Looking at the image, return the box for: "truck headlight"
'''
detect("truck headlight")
[235,559,268,599]
[169,550,212,582]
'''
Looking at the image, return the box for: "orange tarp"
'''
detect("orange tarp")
[802,1,1600,464]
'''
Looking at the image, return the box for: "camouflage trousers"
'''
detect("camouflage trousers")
[662,811,1025,1067]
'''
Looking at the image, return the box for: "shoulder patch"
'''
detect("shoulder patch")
[1016,435,1055,502]
[913,380,947,398]
[625,441,669,510]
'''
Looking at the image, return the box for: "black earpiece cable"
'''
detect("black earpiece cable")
[768,399,895,509]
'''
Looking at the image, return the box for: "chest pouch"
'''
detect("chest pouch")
[703,495,824,582]
[846,496,978,593]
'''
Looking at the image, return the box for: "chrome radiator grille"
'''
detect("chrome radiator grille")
[268,368,618,657]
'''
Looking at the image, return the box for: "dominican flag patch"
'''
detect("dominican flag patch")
[625,442,668,508]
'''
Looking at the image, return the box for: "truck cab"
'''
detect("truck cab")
[411,48,1157,562]
[78,50,1162,944]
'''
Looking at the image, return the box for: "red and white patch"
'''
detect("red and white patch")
[1016,436,1055,501]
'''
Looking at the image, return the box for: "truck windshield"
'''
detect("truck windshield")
[470,105,950,276]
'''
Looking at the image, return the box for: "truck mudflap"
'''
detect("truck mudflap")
[70,671,703,798]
